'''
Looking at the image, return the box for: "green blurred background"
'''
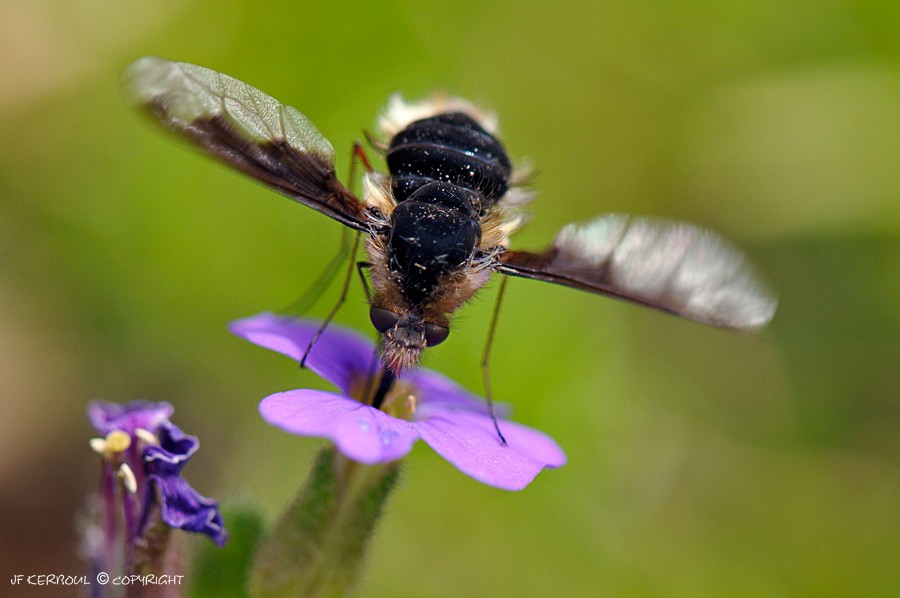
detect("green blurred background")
[1,1,897,596]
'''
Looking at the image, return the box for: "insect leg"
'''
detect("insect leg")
[300,231,362,368]
[296,141,374,364]
[356,261,372,302]
[481,276,510,446]
[280,140,375,315]
[281,227,351,315]
[349,140,375,181]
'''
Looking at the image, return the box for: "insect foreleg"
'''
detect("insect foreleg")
[300,232,363,368]
[481,276,510,445]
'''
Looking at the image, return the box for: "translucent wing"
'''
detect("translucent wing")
[121,56,368,231]
[495,214,777,329]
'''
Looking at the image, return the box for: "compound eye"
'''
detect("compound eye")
[424,322,450,347]
[369,306,400,333]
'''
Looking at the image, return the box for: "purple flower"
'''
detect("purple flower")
[143,421,228,546]
[88,400,174,437]
[87,401,228,550]
[230,313,566,491]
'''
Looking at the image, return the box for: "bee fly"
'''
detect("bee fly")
[122,57,776,374]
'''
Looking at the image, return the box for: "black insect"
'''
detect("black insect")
[123,57,776,373]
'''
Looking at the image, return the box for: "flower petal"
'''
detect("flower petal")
[87,400,174,435]
[237,315,567,488]
[143,422,199,477]
[260,390,420,464]
[406,369,511,418]
[150,475,228,546]
[416,411,566,491]
[230,313,379,394]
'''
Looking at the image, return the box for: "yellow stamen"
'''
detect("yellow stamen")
[105,430,132,453]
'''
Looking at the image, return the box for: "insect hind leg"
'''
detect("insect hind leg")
[349,139,375,180]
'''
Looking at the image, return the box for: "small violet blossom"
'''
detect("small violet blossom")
[87,400,228,559]
[230,313,566,491]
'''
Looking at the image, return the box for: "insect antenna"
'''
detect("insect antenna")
[481,276,510,446]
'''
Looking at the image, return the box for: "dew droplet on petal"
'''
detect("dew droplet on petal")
[357,419,370,433]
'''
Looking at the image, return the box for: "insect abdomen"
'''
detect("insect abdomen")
[387,112,511,208]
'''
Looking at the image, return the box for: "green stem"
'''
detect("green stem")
[249,446,401,597]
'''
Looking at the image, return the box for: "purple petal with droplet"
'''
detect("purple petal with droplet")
[260,390,420,464]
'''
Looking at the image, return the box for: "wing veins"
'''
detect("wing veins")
[124,57,369,231]
[496,215,777,330]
